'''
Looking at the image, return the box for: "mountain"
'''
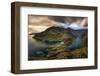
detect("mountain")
[33,26,87,40]
[29,26,88,60]
[33,26,88,50]
[33,26,75,44]
[67,27,87,37]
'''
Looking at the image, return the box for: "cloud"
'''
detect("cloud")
[28,15,57,26]
[28,15,58,34]
[28,15,88,34]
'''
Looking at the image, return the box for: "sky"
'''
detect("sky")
[28,15,88,34]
